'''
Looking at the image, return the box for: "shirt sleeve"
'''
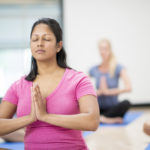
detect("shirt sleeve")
[116,64,125,77]
[2,81,18,105]
[88,66,95,77]
[75,74,97,100]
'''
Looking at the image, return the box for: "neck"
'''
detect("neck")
[36,59,60,76]
[101,60,109,68]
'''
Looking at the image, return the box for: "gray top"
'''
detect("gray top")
[89,64,124,109]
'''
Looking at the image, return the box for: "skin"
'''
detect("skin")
[0,24,99,137]
[1,128,24,142]
[143,121,150,136]
[94,40,132,124]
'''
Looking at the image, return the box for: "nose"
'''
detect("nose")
[37,39,44,47]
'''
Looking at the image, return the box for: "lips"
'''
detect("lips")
[36,50,45,54]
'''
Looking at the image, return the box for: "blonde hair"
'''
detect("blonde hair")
[99,39,117,77]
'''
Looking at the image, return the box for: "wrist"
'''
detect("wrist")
[102,89,110,95]
[28,114,36,123]
[39,113,48,122]
[96,89,102,96]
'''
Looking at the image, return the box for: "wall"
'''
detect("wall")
[63,0,150,104]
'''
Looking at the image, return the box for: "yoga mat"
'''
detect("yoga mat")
[0,142,24,150]
[83,111,143,137]
[100,111,143,127]
[145,144,150,150]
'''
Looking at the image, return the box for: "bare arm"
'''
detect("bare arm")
[33,84,100,131]
[42,96,99,131]
[0,99,36,136]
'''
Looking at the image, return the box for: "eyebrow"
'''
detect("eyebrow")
[32,34,52,36]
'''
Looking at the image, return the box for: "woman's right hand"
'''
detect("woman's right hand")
[96,89,103,96]
[97,76,108,96]
[29,86,37,122]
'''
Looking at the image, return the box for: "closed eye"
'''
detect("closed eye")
[44,38,51,41]
[32,39,38,42]
[44,39,50,41]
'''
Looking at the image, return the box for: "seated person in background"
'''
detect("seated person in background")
[143,121,150,136]
[89,39,132,124]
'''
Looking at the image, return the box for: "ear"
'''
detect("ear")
[56,41,63,53]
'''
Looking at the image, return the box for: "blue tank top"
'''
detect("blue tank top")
[89,64,124,109]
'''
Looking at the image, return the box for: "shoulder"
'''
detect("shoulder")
[66,68,89,82]
[2,75,29,104]
[89,65,98,72]
[115,63,125,75]
[66,68,95,87]
[88,65,99,76]
[66,68,96,99]
[116,63,125,71]
[11,75,30,89]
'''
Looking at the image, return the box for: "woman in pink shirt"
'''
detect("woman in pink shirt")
[0,18,99,150]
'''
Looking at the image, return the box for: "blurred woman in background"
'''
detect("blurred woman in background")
[89,39,132,124]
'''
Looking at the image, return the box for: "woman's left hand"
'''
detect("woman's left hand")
[32,83,47,121]
[100,76,108,89]
[100,76,110,95]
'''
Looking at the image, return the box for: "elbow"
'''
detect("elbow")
[88,117,99,131]
[0,131,6,136]
[91,123,99,131]
[91,120,99,131]
[125,87,132,93]
[128,87,132,92]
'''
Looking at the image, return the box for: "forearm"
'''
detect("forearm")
[96,88,123,96]
[0,116,33,136]
[106,88,126,95]
[42,113,99,131]
[103,87,131,96]
[1,128,25,142]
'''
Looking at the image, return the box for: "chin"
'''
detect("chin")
[35,56,55,62]
[34,56,49,61]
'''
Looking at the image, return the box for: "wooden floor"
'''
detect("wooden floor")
[85,107,150,150]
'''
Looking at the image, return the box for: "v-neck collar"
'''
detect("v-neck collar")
[30,68,69,100]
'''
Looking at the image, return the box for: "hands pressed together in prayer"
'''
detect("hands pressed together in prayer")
[96,76,110,96]
[30,83,47,122]
[96,76,123,96]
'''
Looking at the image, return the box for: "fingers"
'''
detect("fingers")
[31,87,35,105]
[101,76,106,83]
[35,84,43,100]
[31,84,38,110]
[32,82,47,106]
[33,83,42,99]
[32,83,44,108]
[101,76,107,89]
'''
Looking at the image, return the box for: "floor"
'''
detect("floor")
[85,107,150,150]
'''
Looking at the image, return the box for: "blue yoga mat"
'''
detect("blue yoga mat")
[83,111,143,137]
[100,111,143,127]
[145,144,150,150]
[0,142,24,150]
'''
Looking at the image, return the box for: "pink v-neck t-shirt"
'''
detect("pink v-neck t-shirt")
[2,68,97,150]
